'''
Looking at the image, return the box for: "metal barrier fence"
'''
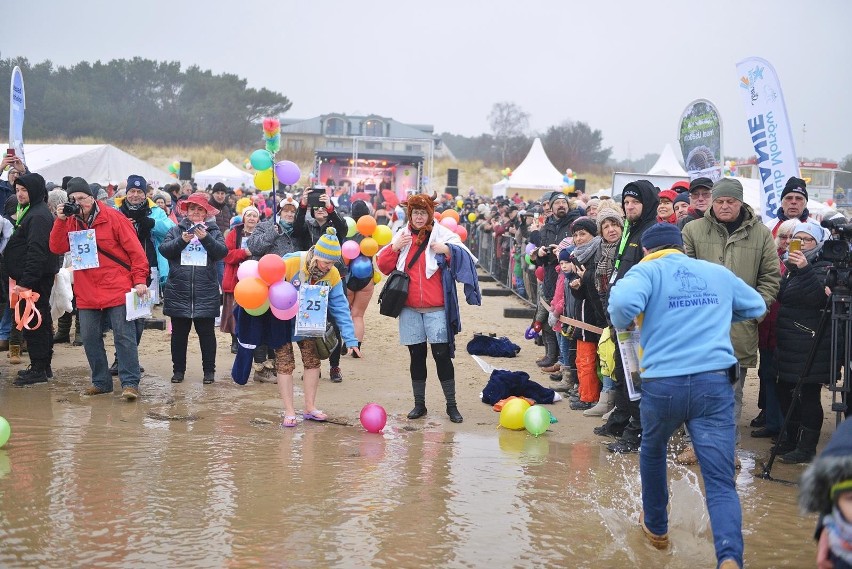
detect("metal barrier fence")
[464,223,537,308]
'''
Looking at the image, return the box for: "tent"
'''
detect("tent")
[16,144,173,187]
[491,138,564,200]
[193,159,254,190]
[647,143,688,177]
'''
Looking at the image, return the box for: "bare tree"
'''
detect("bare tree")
[488,102,530,167]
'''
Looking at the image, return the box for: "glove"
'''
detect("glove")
[136,217,155,231]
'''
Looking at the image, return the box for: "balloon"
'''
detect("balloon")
[456,200,464,208]
[467,213,477,223]
[524,326,539,340]
[372,270,382,284]
[359,237,379,257]
[275,160,301,185]
[268,280,298,310]
[532,321,543,332]
[454,225,468,241]
[499,398,531,430]
[341,240,361,261]
[524,253,531,265]
[0,417,9,448]
[535,266,545,281]
[234,277,269,310]
[356,215,377,237]
[257,254,286,284]
[433,212,441,221]
[168,163,177,173]
[523,406,550,437]
[440,217,457,231]
[172,161,180,171]
[250,149,274,171]
[254,169,273,191]
[270,303,298,320]
[245,300,269,316]
[236,259,260,281]
[344,216,357,238]
[372,225,392,246]
[441,209,460,223]
[360,403,387,433]
[350,255,373,279]
[525,243,536,255]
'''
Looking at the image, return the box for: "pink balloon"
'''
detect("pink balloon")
[359,403,387,433]
[237,259,260,281]
[440,217,457,231]
[270,303,298,320]
[341,239,361,261]
[268,280,298,310]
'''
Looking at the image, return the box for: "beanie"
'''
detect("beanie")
[241,205,260,219]
[313,227,341,261]
[66,177,94,197]
[621,182,644,204]
[127,174,147,192]
[550,192,569,206]
[212,182,228,194]
[711,178,744,202]
[596,206,624,233]
[782,176,808,201]
[791,221,828,244]
[641,222,683,250]
[673,192,690,207]
[570,216,597,236]
[558,247,572,262]
[689,177,713,192]
[658,189,677,203]
[671,181,690,193]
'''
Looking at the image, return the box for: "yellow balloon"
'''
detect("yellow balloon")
[499,398,531,430]
[467,213,477,222]
[372,270,382,284]
[456,200,464,208]
[254,168,273,191]
[372,225,392,246]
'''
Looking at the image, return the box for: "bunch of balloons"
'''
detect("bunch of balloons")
[498,398,551,436]
[233,254,300,319]
[433,209,468,241]
[248,118,302,191]
[339,215,389,283]
[723,160,738,176]
[562,168,576,193]
[501,167,513,179]
[167,160,181,179]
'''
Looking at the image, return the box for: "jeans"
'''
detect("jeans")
[80,305,141,391]
[640,371,742,567]
[757,348,783,433]
[557,333,571,367]
[0,306,11,341]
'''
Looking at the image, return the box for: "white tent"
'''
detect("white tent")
[18,144,173,187]
[491,138,564,200]
[647,143,688,177]
[194,159,253,190]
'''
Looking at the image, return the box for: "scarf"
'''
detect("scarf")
[595,240,618,295]
[278,219,293,235]
[826,507,852,566]
[304,249,330,283]
[573,236,601,265]
[409,223,431,246]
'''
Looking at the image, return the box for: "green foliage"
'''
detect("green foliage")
[542,120,612,172]
[0,54,291,146]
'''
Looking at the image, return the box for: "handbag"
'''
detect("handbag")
[377,238,429,318]
[314,322,339,360]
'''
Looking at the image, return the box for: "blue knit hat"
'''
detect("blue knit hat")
[641,222,683,250]
[313,227,341,261]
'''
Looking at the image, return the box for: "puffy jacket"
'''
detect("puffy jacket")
[49,204,149,309]
[682,203,781,367]
[376,236,444,309]
[223,224,252,294]
[4,175,60,288]
[158,219,228,318]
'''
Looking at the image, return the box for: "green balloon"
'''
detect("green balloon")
[0,417,10,448]
[345,216,357,238]
[525,253,531,265]
[245,300,269,316]
[523,406,550,437]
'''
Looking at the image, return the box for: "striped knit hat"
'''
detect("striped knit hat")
[313,227,341,261]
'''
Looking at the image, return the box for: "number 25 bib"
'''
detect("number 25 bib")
[294,284,328,337]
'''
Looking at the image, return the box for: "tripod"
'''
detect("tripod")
[761,279,850,482]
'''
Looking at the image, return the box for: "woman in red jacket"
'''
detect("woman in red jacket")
[221,205,260,352]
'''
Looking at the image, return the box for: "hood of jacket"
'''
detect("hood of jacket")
[622,180,659,230]
[15,173,47,204]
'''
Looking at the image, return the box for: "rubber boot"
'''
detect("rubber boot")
[440,378,463,423]
[553,366,572,392]
[53,312,72,344]
[408,379,427,419]
[779,426,820,464]
[230,334,238,354]
[584,390,615,417]
[8,343,21,365]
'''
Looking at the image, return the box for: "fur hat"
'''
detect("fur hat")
[782,176,808,201]
[313,227,341,261]
[799,419,852,515]
[641,222,683,250]
[404,193,437,230]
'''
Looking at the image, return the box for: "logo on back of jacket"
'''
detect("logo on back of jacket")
[668,264,719,308]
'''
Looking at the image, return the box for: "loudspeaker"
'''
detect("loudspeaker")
[574,179,586,193]
[446,186,458,197]
[447,168,458,188]
[179,161,193,180]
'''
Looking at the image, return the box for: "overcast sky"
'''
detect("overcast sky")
[7,0,851,163]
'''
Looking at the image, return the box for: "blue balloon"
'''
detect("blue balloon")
[350,255,373,279]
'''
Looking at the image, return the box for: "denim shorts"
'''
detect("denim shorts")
[399,307,448,345]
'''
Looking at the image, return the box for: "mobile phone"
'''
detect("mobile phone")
[788,238,801,253]
[307,188,325,208]
[6,148,14,157]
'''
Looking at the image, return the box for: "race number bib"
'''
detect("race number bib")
[181,238,208,266]
[294,284,329,337]
[69,229,99,270]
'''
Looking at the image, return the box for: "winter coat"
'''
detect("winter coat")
[614,180,659,283]
[4,183,60,289]
[682,203,781,367]
[209,197,233,234]
[537,208,582,301]
[571,251,605,344]
[775,259,833,384]
[114,196,174,285]
[49,204,149,309]
[222,224,252,294]
[244,219,298,259]
[158,218,228,319]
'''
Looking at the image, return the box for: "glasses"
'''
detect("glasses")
[797,236,816,243]
[690,191,712,199]
[411,210,429,217]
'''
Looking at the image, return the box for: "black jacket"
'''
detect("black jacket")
[614,180,659,283]
[3,173,61,288]
[538,208,582,301]
[159,218,228,319]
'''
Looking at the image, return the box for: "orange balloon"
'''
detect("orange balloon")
[356,215,377,237]
[257,254,286,284]
[234,277,269,310]
[360,237,379,257]
[441,209,460,223]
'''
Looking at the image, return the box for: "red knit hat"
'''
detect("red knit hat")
[658,189,677,203]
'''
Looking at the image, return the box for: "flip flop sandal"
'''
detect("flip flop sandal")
[303,410,327,422]
[282,416,298,428]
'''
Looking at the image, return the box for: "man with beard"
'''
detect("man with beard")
[771,176,811,237]
[677,177,713,230]
[533,192,582,371]
[594,180,659,454]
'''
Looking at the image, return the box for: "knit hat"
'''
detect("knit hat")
[66,176,94,198]
[241,205,260,219]
[558,247,572,262]
[711,178,744,202]
[782,176,808,201]
[550,192,569,206]
[570,216,598,236]
[278,195,298,211]
[641,222,683,250]
[658,189,677,203]
[211,182,228,194]
[127,174,147,192]
[689,177,713,192]
[792,221,828,244]
[673,192,690,207]
[621,182,644,204]
[671,181,690,193]
[596,206,624,233]
[313,227,341,261]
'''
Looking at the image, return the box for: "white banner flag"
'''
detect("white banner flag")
[735,56,798,223]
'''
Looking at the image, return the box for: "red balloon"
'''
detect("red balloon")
[454,225,468,241]
[433,212,441,221]
[535,266,545,282]
[258,254,286,284]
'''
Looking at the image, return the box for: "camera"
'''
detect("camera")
[62,201,81,216]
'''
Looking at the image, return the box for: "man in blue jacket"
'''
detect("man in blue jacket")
[608,223,766,569]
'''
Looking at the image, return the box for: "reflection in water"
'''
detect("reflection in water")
[0,387,816,568]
